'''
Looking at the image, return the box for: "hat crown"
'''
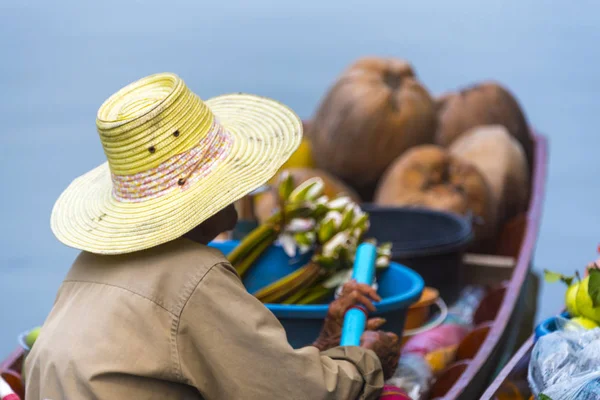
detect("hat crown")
[52,72,302,255]
[96,73,215,176]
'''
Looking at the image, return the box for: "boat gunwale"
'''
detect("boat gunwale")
[479,336,535,399]
[0,348,22,371]
[444,131,548,399]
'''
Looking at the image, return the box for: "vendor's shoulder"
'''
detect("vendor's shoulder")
[65,238,232,316]
[70,238,227,272]
[173,238,229,265]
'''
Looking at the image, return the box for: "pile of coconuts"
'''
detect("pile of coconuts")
[255,56,533,252]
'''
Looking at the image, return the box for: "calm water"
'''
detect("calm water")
[1,0,599,357]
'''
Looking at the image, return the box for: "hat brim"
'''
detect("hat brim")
[50,94,302,254]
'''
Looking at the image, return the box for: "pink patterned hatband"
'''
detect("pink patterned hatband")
[111,120,234,202]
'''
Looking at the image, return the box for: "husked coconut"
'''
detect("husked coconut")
[254,167,361,223]
[449,125,530,225]
[374,145,497,246]
[435,81,534,169]
[308,56,437,200]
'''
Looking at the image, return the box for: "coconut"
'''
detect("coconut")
[374,145,497,247]
[435,81,534,169]
[308,57,437,200]
[254,168,362,223]
[449,125,530,224]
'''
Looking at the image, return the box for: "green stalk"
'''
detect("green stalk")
[297,286,334,305]
[254,265,310,300]
[262,270,316,304]
[227,223,277,266]
[282,286,312,304]
[282,273,327,304]
[255,263,322,303]
[227,203,312,266]
[278,265,322,303]
[235,230,278,277]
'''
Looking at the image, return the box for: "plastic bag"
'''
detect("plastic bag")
[385,353,433,400]
[528,316,600,399]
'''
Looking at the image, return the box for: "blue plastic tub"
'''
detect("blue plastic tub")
[534,311,570,341]
[18,330,32,355]
[210,240,424,348]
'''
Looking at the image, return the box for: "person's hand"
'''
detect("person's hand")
[312,280,384,351]
[360,330,401,380]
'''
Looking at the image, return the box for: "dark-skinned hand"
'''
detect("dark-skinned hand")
[360,330,401,380]
[312,280,385,352]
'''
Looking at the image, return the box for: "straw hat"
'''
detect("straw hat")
[51,73,302,254]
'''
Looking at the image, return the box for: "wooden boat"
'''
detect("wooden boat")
[421,131,548,400]
[0,132,548,399]
[479,334,535,400]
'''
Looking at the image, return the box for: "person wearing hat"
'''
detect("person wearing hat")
[24,73,401,400]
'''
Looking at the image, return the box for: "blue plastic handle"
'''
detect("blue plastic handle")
[340,242,378,346]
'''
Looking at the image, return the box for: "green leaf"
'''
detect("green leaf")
[322,269,352,289]
[539,394,553,400]
[543,269,573,286]
[588,268,600,308]
[339,205,355,231]
[543,269,562,283]
[288,177,323,203]
[277,171,294,202]
[312,254,338,270]
[561,276,574,286]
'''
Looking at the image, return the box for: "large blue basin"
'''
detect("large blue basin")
[209,240,424,348]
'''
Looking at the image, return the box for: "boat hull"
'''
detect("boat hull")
[429,132,547,399]
[0,132,549,400]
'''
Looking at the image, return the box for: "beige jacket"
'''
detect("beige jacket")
[25,238,384,399]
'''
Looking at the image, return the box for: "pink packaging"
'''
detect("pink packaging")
[401,323,469,356]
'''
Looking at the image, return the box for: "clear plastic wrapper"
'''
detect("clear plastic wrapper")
[528,316,600,399]
[386,353,433,400]
[443,285,486,327]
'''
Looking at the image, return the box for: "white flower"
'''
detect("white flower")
[278,234,297,257]
[298,244,312,255]
[322,231,350,258]
[376,256,390,268]
[323,269,353,289]
[285,218,315,233]
[327,196,353,211]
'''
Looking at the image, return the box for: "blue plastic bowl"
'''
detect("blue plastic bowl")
[17,329,32,362]
[209,240,425,348]
[534,311,571,341]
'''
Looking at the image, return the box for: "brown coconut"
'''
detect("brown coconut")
[435,81,534,169]
[308,57,437,200]
[374,145,497,246]
[254,167,362,223]
[449,125,530,225]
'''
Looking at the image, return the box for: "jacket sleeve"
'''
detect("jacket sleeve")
[176,262,384,400]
